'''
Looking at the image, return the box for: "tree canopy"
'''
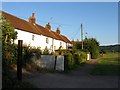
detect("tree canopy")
[72,38,100,59]
[0,15,17,45]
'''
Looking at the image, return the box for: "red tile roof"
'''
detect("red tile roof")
[1,10,71,43]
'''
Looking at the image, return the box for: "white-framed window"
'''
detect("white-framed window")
[46,38,49,44]
[32,35,35,41]
[60,42,62,46]
[54,46,56,50]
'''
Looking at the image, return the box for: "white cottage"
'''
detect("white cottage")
[1,11,72,53]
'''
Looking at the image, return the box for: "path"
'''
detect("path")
[22,59,118,88]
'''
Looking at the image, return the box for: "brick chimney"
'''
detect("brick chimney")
[56,27,60,34]
[45,22,51,30]
[29,13,36,24]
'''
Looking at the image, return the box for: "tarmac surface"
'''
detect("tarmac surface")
[22,59,119,88]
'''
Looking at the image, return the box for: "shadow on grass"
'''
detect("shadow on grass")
[90,64,120,76]
[90,55,120,76]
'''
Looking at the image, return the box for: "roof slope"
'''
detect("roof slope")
[1,10,71,43]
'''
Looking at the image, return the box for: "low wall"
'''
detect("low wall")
[30,53,91,71]
[55,56,64,71]
[30,54,64,71]
[40,55,55,69]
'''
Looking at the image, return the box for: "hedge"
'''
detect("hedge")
[64,51,87,70]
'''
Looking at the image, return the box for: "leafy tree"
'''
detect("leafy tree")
[1,15,17,44]
[0,14,18,88]
[72,38,100,59]
[83,38,100,59]
[1,15,18,62]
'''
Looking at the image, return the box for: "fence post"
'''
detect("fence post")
[17,40,23,80]
[64,55,68,71]
[54,56,57,70]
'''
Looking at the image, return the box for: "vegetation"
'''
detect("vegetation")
[100,44,120,53]
[64,50,87,70]
[72,38,100,59]
[91,53,119,76]
[42,47,49,55]
[1,15,34,88]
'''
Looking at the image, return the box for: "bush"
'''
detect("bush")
[73,53,80,65]
[55,49,70,55]
[91,47,99,59]
[79,51,87,63]
[73,51,87,64]
[43,48,49,55]
[64,53,74,70]
[22,46,42,65]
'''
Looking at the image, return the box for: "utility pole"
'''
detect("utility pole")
[81,24,83,50]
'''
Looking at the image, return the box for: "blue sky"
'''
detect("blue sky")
[2,2,118,46]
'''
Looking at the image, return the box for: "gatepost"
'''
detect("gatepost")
[17,40,23,80]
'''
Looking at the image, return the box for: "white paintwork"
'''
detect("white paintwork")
[40,55,55,69]
[56,55,64,71]
[31,54,64,71]
[14,29,70,52]
[87,53,91,60]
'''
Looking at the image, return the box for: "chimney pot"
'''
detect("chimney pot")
[32,13,34,17]
[29,13,36,24]
[56,27,60,34]
[45,22,51,30]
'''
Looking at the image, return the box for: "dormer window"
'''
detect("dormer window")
[32,35,35,41]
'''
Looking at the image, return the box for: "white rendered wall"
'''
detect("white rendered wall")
[14,29,53,50]
[14,29,69,52]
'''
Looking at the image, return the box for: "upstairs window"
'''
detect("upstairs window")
[32,35,35,41]
[46,38,49,44]
[54,46,56,50]
[60,42,62,46]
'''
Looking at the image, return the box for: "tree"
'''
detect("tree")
[83,38,100,59]
[0,15,17,44]
[0,15,18,63]
[72,38,100,59]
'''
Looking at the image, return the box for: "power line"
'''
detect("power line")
[17,15,72,27]
[71,26,81,40]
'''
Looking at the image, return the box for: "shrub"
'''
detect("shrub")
[79,51,87,63]
[43,48,49,55]
[73,53,80,65]
[64,53,74,70]
[91,47,99,59]
[55,49,70,55]
[22,46,42,65]
[73,51,87,64]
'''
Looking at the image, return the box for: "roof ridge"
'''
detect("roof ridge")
[1,10,29,24]
[31,24,42,35]
[1,10,71,44]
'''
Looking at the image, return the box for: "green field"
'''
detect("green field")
[91,53,119,76]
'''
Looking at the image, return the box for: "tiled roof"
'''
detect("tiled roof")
[1,10,71,43]
[61,35,72,44]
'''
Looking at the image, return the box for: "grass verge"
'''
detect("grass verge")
[90,53,120,76]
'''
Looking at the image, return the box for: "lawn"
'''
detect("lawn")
[91,53,120,76]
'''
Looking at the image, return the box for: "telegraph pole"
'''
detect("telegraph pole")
[81,24,83,50]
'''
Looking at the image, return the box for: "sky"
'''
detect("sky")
[1,2,118,46]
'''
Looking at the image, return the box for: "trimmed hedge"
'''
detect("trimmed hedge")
[64,50,87,70]
[79,51,87,63]
[64,53,74,70]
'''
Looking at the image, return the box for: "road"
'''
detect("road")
[22,59,119,88]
